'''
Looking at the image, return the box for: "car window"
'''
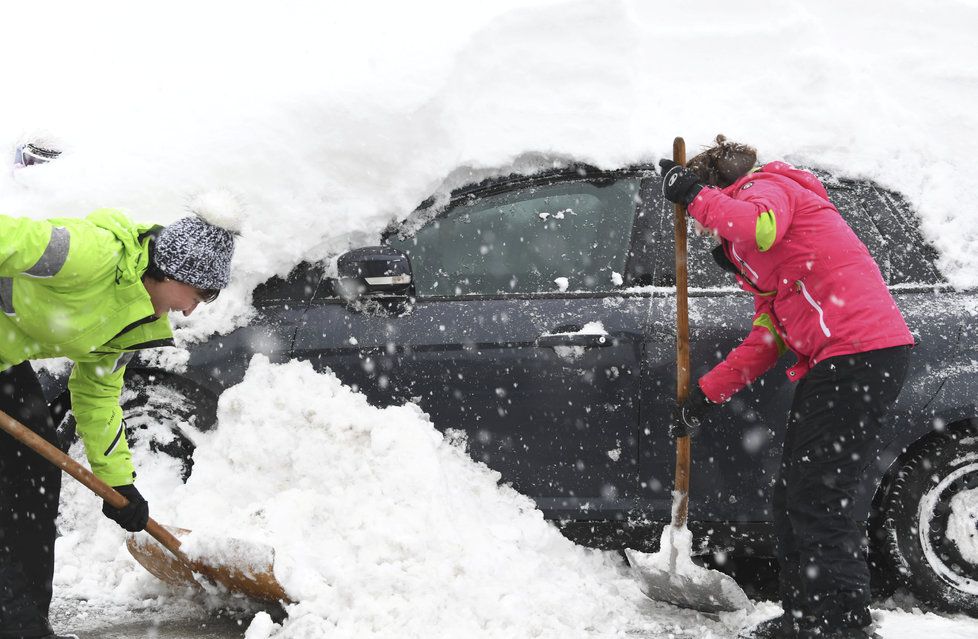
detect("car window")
[389,178,641,296]
[824,179,944,285]
[649,173,945,289]
[639,175,732,290]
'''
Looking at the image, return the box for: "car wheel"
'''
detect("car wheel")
[57,372,217,483]
[873,425,978,615]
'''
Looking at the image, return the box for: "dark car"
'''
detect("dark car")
[46,164,978,614]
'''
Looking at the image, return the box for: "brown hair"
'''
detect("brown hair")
[686,134,757,188]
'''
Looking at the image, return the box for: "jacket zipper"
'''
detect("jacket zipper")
[104,422,125,456]
[797,281,832,337]
[729,244,760,281]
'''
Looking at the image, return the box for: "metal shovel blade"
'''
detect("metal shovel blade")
[127,526,291,603]
[625,548,752,614]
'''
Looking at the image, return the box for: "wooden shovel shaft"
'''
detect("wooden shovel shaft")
[672,136,692,529]
[0,408,190,564]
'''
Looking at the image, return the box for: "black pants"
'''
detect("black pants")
[0,363,60,638]
[773,345,909,634]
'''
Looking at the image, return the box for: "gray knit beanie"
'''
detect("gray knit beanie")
[153,190,243,290]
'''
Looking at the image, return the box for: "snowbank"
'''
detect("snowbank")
[178,356,660,637]
[60,356,717,637]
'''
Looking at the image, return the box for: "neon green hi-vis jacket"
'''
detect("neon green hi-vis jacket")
[0,209,174,486]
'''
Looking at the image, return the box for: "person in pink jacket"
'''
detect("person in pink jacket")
[660,136,914,639]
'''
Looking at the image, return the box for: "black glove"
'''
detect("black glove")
[670,385,718,438]
[103,484,149,532]
[659,159,704,205]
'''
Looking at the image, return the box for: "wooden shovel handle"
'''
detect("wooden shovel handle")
[0,408,190,564]
[672,137,692,528]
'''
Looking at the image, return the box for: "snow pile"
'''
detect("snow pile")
[54,355,766,636]
[874,609,978,639]
[148,356,669,638]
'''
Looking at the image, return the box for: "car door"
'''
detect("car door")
[638,198,790,525]
[293,172,656,520]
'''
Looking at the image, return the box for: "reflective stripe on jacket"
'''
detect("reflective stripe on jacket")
[687,162,914,403]
[0,209,173,485]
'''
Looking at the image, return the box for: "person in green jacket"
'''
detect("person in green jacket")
[0,207,236,639]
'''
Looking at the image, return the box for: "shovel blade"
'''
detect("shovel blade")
[126,526,200,590]
[625,549,752,614]
[127,525,291,603]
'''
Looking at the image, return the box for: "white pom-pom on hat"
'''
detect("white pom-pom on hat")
[187,188,246,234]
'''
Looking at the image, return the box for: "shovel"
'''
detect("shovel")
[625,137,752,614]
[0,407,290,604]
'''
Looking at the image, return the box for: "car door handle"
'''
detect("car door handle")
[537,328,611,348]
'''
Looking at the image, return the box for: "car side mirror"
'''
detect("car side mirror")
[335,246,413,302]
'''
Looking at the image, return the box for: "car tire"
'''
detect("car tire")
[57,372,217,483]
[873,425,978,615]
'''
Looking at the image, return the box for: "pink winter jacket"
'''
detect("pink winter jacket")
[687,162,914,404]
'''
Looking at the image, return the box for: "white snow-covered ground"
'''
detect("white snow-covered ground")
[3,0,978,637]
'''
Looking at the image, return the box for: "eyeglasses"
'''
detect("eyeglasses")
[14,143,61,168]
[162,276,221,304]
[198,288,220,304]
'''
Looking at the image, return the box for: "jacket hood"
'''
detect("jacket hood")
[758,161,830,201]
[85,208,158,284]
